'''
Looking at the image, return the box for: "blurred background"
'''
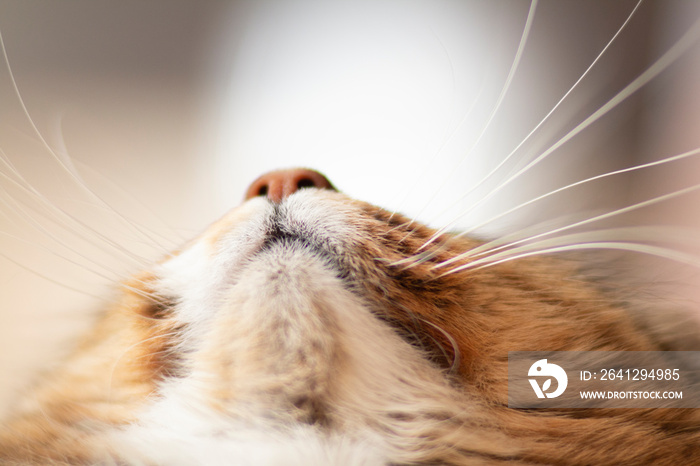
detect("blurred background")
[1,0,699,416]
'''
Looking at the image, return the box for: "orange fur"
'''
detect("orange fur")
[0,274,183,464]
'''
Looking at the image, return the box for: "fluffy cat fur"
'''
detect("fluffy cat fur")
[0,181,699,465]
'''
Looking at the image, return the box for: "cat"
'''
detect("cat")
[2,0,700,465]
[0,167,699,465]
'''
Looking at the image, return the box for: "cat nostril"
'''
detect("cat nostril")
[244,168,336,203]
[296,178,315,190]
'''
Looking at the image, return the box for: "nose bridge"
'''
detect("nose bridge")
[244,168,336,203]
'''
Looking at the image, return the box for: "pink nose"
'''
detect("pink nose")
[244,168,336,203]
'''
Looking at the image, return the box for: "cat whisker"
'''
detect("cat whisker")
[0,228,127,288]
[404,0,539,230]
[106,329,182,400]
[422,14,700,250]
[0,29,172,257]
[440,238,700,276]
[434,182,700,270]
[2,166,165,300]
[388,250,441,269]
[68,158,185,248]
[0,249,104,300]
[0,217,165,304]
[389,85,485,229]
[443,145,700,249]
[382,218,420,239]
[387,298,460,375]
[419,0,643,233]
[120,283,171,306]
[0,164,152,270]
[122,289,163,305]
[445,226,700,273]
[418,317,461,376]
[386,25,467,225]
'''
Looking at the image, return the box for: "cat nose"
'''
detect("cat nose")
[244,168,336,203]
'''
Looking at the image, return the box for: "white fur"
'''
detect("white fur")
[108,190,470,465]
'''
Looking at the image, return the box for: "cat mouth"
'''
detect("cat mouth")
[254,201,350,282]
[259,206,315,251]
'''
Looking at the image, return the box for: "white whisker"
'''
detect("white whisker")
[419,317,461,375]
[435,182,700,270]
[421,0,643,232]
[0,29,171,256]
[107,330,181,400]
[388,86,485,229]
[422,14,700,250]
[0,225,125,285]
[389,249,441,269]
[456,145,700,243]
[406,0,539,228]
[442,240,700,276]
[0,249,104,300]
[70,158,184,247]
[0,154,151,267]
